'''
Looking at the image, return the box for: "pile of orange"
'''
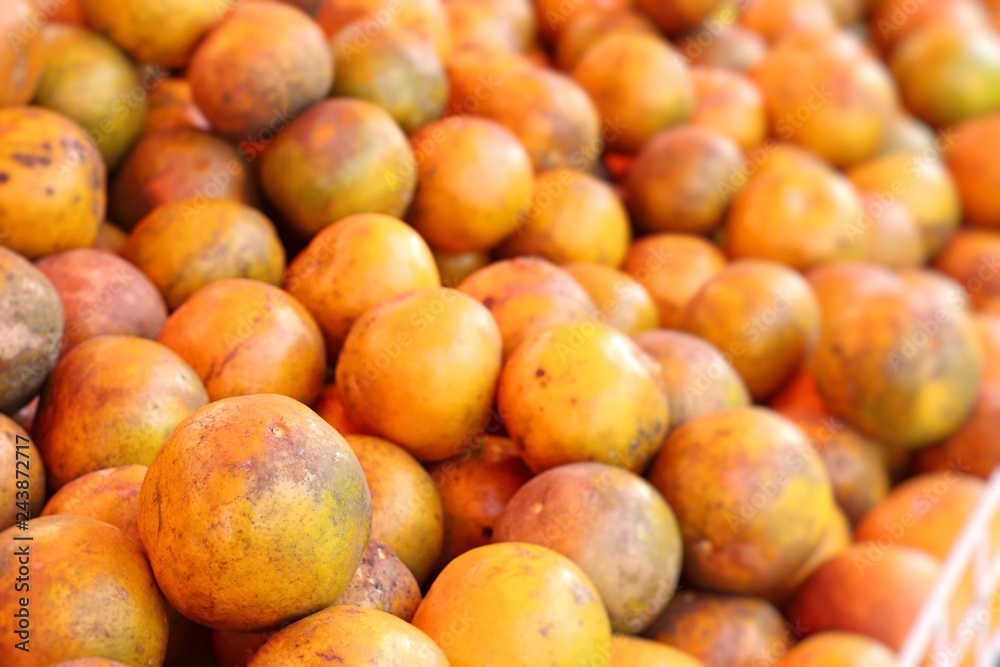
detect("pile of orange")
[2,0,1000,664]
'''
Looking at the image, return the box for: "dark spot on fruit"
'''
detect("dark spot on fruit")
[11,153,52,168]
[0,173,8,183]
[535,368,545,378]
[482,526,493,538]
[44,187,54,196]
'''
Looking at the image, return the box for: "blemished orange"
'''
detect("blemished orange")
[0,107,104,258]
[33,335,209,490]
[125,199,286,311]
[494,462,682,634]
[498,322,670,473]
[283,213,440,355]
[332,27,448,134]
[626,125,745,235]
[0,516,169,666]
[497,168,631,266]
[36,248,167,354]
[188,1,333,142]
[413,542,612,666]
[0,247,64,414]
[138,394,372,632]
[752,31,896,167]
[258,99,417,240]
[157,279,326,405]
[682,260,821,401]
[406,117,534,253]
[335,288,503,461]
[644,590,787,666]
[648,407,836,596]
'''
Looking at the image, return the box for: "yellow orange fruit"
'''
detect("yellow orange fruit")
[283,213,440,355]
[0,107,104,258]
[413,542,612,666]
[498,321,670,473]
[648,407,836,595]
[0,516,169,666]
[33,335,208,489]
[138,394,372,631]
[188,1,334,142]
[498,168,631,266]
[157,279,326,404]
[336,288,503,461]
[124,198,286,311]
[407,117,534,252]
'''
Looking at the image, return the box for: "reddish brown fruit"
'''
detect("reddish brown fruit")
[36,248,167,355]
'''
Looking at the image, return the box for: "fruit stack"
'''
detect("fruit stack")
[2,0,1000,665]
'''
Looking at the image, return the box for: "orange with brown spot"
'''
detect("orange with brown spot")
[0,246,64,414]
[33,335,208,489]
[158,279,326,404]
[138,394,372,632]
[648,407,836,595]
[36,248,167,354]
[682,260,820,400]
[0,516,169,666]
[259,99,417,240]
[336,288,503,461]
[407,117,534,253]
[109,128,258,230]
[189,2,333,143]
[0,107,104,258]
[626,126,745,235]
[498,322,670,473]
[125,199,286,311]
[644,590,788,666]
